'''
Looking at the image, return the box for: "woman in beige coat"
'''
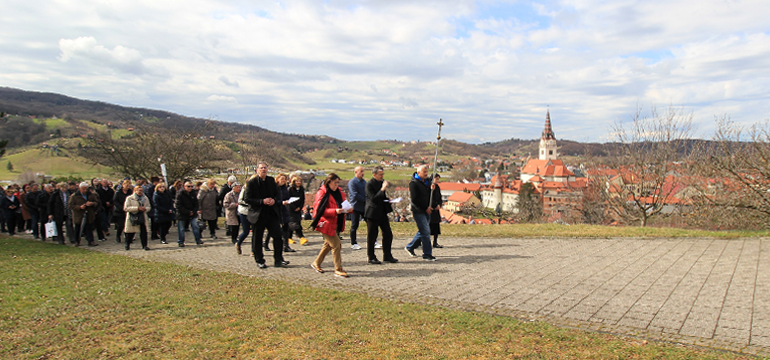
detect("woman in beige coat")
[197,179,219,239]
[222,182,241,244]
[124,185,152,251]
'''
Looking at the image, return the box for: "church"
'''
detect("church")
[481,110,586,215]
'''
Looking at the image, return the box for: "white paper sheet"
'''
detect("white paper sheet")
[341,200,353,211]
[287,197,300,203]
[386,197,403,203]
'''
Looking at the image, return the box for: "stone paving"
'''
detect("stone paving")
[41,232,770,356]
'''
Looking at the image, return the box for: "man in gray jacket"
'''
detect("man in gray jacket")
[347,166,366,250]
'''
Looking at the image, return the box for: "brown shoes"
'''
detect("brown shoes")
[311,263,324,273]
[236,244,242,255]
[334,270,348,278]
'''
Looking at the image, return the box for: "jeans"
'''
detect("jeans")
[177,218,202,244]
[406,211,432,258]
[349,210,363,244]
[237,214,251,246]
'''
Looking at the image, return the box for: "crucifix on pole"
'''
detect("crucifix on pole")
[428,119,444,210]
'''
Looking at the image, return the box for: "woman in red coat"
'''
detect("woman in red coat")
[310,173,351,278]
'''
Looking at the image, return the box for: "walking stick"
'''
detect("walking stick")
[428,119,444,210]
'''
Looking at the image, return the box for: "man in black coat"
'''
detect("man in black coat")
[174,180,203,247]
[48,182,73,244]
[405,165,436,261]
[243,163,288,269]
[95,179,115,237]
[26,184,43,239]
[37,184,53,241]
[363,166,398,264]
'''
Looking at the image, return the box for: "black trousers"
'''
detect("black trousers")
[51,217,68,244]
[114,213,126,242]
[228,225,239,243]
[74,221,94,244]
[125,224,148,249]
[251,216,283,265]
[157,221,172,241]
[366,217,394,261]
[349,210,363,244]
[4,213,16,235]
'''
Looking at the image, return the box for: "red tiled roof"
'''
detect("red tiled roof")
[447,192,475,203]
[440,182,482,192]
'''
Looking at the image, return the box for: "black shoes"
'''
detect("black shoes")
[160,240,168,244]
[433,243,443,248]
[196,241,204,246]
[88,242,98,247]
[257,262,268,269]
[423,256,437,261]
[368,259,382,265]
[284,246,296,253]
[274,260,290,268]
[178,243,185,247]
[264,246,272,252]
[384,258,399,263]
[143,247,151,251]
[405,247,417,257]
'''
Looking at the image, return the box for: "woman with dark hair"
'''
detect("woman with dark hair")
[1,187,20,236]
[275,173,296,253]
[112,179,133,243]
[287,175,308,245]
[197,179,219,239]
[310,173,351,278]
[223,182,242,244]
[152,183,175,244]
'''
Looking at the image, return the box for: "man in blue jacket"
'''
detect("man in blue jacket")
[347,166,366,250]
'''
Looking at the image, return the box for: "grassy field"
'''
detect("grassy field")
[0,235,753,359]
[0,148,113,181]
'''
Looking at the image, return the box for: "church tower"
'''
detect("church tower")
[539,109,557,161]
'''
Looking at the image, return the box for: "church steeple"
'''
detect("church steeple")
[542,109,555,140]
[539,109,558,160]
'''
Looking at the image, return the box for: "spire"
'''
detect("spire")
[542,109,555,140]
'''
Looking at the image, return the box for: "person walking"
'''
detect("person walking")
[25,184,42,239]
[222,182,242,244]
[219,175,236,236]
[242,163,289,269]
[37,184,53,241]
[275,173,296,253]
[404,166,436,261]
[347,166,366,250]
[364,166,398,264]
[310,173,351,278]
[235,179,252,255]
[175,180,203,247]
[95,179,115,237]
[68,182,99,247]
[1,188,20,236]
[124,185,152,251]
[429,174,444,248]
[197,179,219,239]
[47,182,72,244]
[152,182,175,244]
[287,175,308,245]
[112,180,132,243]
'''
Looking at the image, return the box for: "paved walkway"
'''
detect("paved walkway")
[47,233,770,356]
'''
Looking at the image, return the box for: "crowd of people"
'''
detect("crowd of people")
[0,164,445,277]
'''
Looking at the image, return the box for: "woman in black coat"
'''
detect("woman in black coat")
[152,183,175,244]
[1,187,21,236]
[287,175,307,245]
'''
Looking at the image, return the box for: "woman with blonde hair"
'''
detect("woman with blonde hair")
[310,173,351,278]
[197,179,219,239]
[287,175,308,245]
[124,185,152,250]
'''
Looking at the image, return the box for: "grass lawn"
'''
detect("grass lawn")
[0,149,113,181]
[0,235,754,359]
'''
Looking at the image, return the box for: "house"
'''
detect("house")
[444,191,481,212]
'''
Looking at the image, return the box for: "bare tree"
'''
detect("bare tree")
[602,105,695,226]
[694,116,770,226]
[81,124,226,181]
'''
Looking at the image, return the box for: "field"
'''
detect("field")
[0,148,113,182]
[0,235,754,359]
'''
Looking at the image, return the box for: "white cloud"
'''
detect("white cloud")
[0,0,768,142]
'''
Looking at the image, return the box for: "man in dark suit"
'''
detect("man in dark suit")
[243,163,289,269]
[364,166,398,264]
[49,182,74,244]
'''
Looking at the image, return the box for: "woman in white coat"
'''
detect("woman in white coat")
[124,185,152,251]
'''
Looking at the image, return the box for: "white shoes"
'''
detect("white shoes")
[375,242,382,249]
[351,244,362,250]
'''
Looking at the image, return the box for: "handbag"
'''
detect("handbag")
[45,220,58,237]
[129,211,145,226]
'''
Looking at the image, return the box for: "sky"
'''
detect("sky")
[1,0,769,144]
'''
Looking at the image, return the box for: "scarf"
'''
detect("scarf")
[309,185,344,233]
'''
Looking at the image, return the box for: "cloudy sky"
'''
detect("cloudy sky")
[1,0,769,143]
